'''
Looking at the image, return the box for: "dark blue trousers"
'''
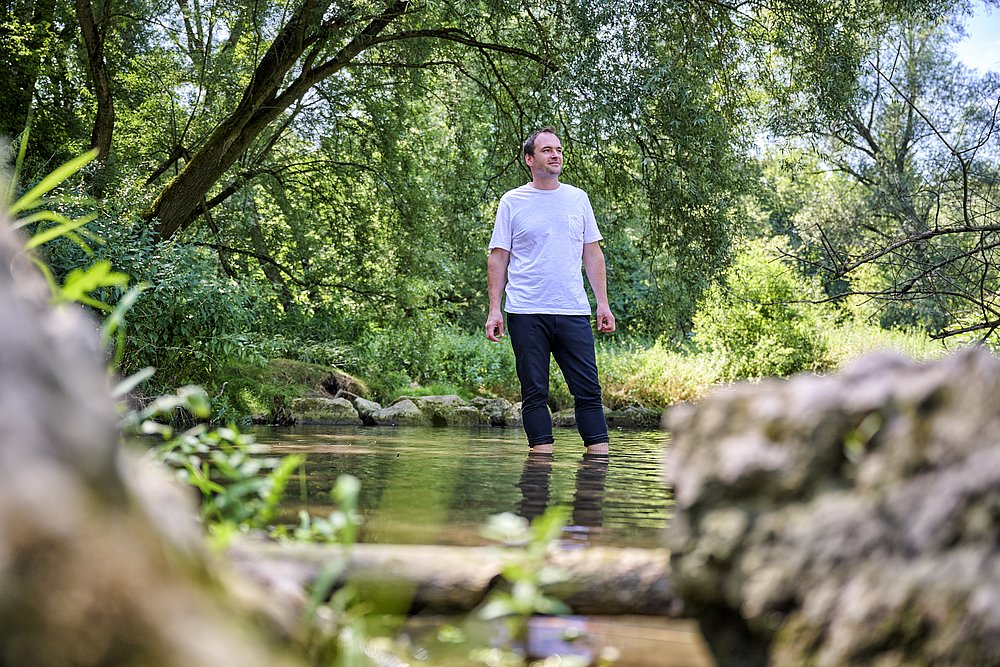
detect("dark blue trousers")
[507,313,609,447]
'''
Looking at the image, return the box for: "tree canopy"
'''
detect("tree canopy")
[4,0,990,382]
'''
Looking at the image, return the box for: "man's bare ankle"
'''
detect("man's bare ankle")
[585,442,609,455]
[529,443,553,454]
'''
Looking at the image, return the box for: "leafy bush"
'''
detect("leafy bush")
[42,215,270,387]
[261,335,354,368]
[353,321,519,402]
[692,238,830,380]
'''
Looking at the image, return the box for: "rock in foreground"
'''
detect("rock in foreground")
[0,220,301,667]
[665,349,1000,667]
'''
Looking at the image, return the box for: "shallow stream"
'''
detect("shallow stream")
[248,425,671,549]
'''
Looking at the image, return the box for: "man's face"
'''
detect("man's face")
[525,132,563,177]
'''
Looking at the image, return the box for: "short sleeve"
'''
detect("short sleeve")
[582,193,602,243]
[489,198,513,251]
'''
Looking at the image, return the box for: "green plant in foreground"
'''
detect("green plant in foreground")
[478,507,573,653]
[123,384,304,540]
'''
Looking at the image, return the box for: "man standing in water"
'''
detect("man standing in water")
[485,126,615,455]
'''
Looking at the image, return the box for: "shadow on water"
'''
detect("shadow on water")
[249,425,672,548]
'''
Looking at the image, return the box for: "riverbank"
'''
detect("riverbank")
[195,322,946,427]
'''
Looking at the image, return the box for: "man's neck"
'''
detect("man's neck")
[529,175,560,191]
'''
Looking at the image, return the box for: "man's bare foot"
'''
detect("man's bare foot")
[585,442,609,455]
[529,443,553,454]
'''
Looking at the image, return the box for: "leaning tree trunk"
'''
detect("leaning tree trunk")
[143,0,410,240]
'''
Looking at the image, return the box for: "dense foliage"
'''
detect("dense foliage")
[3,0,993,412]
[693,239,830,379]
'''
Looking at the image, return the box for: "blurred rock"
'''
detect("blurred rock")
[0,219,302,667]
[664,349,1000,667]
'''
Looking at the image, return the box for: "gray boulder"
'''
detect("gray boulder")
[351,397,383,426]
[471,397,521,426]
[290,396,360,425]
[664,348,1000,667]
[375,398,429,426]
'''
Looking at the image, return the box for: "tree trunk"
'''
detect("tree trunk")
[143,0,410,240]
[76,0,115,171]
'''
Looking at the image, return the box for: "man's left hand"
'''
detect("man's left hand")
[596,305,616,333]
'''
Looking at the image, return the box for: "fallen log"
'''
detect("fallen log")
[226,539,676,617]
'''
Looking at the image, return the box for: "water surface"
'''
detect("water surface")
[250,425,671,548]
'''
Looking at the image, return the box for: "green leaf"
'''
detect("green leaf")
[101,283,148,347]
[478,596,516,621]
[9,149,98,216]
[24,213,97,250]
[113,367,156,399]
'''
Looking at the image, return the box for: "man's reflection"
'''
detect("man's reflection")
[516,453,609,545]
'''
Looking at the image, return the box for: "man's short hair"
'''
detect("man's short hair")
[523,126,558,158]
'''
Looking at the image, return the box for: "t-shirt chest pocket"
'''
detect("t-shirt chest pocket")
[567,213,585,241]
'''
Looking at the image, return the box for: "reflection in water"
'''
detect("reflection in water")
[517,453,554,521]
[517,453,610,546]
[249,425,670,548]
[572,455,609,529]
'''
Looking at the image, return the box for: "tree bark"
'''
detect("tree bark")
[76,0,115,168]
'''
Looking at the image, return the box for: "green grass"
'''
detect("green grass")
[597,341,724,408]
[822,321,951,367]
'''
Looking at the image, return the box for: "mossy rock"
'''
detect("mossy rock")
[406,395,490,427]
[606,406,662,428]
[320,369,369,398]
[470,397,520,427]
[552,408,576,427]
[291,397,360,425]
[214,358,369,424]
[374,398,429,426]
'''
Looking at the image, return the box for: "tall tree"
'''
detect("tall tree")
[75,0,115,177]
[138,0,557,240]
[772,15,1000,339]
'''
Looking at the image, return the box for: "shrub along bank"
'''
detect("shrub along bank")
[158,239,952,424]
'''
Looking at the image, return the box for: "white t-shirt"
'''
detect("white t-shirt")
[489,182,603,315]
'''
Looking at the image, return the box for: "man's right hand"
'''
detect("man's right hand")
[485,312,505,342]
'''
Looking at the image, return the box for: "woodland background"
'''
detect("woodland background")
[3,0,999,420]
